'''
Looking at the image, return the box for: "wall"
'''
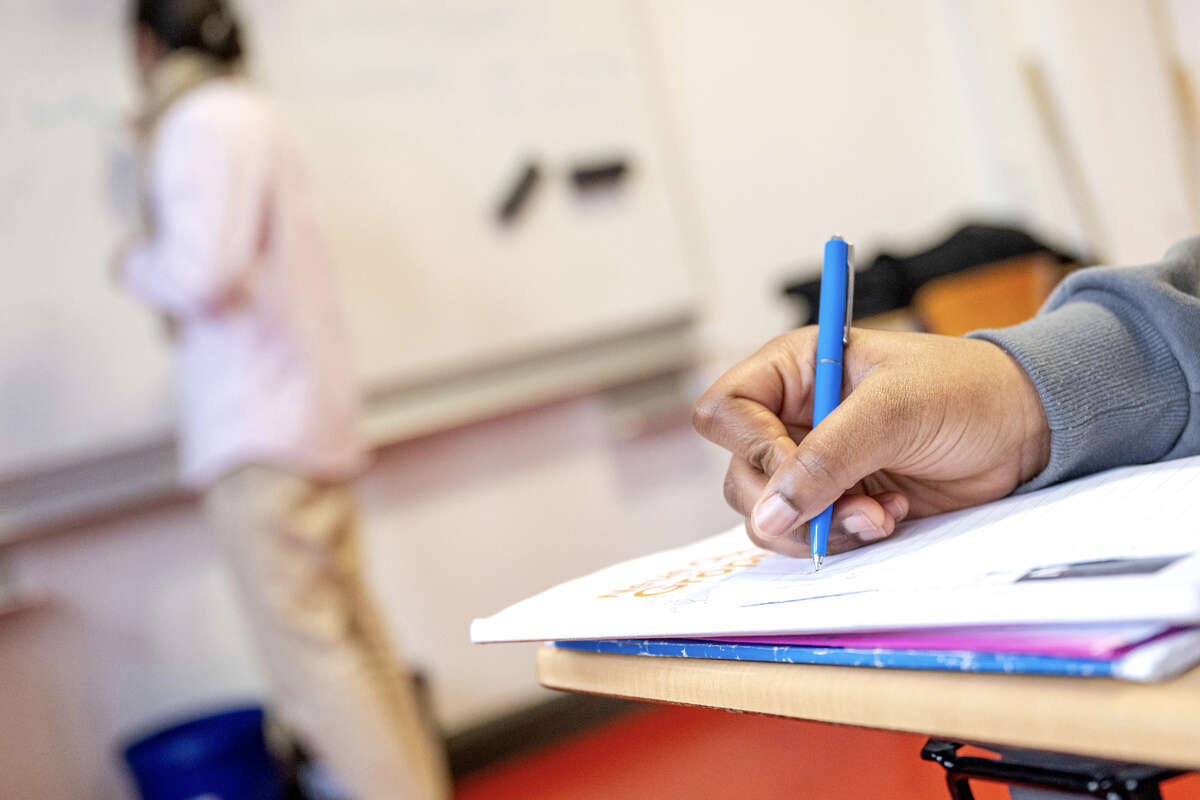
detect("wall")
[640,0,994,355]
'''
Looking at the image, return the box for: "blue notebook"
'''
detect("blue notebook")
[555,631,1200,681]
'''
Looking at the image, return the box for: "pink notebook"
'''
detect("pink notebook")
[713,623,1182,660]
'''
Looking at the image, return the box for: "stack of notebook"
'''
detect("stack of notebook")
[473,457,1200,682]
[553,623,1200,681]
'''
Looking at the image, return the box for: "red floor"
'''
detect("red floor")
[457,704,1200,800]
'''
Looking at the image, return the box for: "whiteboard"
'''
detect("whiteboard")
[0,0,695,480]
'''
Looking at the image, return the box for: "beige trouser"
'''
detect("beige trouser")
[204,466,450,800]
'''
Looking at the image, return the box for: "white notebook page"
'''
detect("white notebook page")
[472,456,1200,643]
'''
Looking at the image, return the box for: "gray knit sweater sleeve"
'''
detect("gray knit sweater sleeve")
[968,236,1200,491]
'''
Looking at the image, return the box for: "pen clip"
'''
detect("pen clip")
[844,243,855,345]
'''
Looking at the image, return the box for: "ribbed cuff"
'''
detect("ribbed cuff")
[968,294,1189,491]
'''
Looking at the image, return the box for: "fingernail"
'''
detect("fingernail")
[752,493,800,538]
[881,497,905,520]
[841,513,875,535]
[842,512,888,542]
[857,527,889,542]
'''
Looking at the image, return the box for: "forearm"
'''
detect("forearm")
[121,234,248,316]
[120,237,194,315]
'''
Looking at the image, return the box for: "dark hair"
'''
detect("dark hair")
[134,0,245,64]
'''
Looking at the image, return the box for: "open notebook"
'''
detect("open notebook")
[472,456,1200,644]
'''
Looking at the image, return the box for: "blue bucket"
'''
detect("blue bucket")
[122,706,285,800]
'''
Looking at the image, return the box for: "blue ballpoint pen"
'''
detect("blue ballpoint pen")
[810,235,854,572]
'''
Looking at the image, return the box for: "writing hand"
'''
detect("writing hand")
[693,328,1050,557]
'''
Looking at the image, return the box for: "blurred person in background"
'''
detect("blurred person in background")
[112,1,450,796]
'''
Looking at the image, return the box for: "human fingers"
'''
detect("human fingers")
[693,330,818,474]
[745,437,896,555]
[749,490,900,557]
[750,375,910,540]
[723,455,767,517]
[829,492,897,545]
[873,491,909,526]
[723,456,899,545]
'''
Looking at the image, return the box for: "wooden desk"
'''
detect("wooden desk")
[538,646,1200,769]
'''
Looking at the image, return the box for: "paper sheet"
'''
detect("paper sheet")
[472,456,1200,643]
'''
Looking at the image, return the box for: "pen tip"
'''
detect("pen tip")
[812,554,823,572]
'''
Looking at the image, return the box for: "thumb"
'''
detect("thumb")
[750,379,902,540]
